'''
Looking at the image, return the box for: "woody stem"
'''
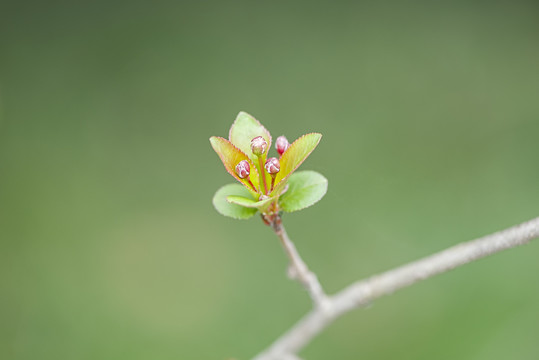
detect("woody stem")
[270,215,329,308]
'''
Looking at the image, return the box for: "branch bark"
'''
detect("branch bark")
[271,216,330,309]
[254,216,539,360]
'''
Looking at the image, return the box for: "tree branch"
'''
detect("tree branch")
[271,216,330,309]
[254,216,539,360]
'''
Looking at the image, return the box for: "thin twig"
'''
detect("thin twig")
[254,216,539,360]
[271,216,330,309]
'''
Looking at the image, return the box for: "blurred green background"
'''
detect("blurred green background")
[1,0,538,359]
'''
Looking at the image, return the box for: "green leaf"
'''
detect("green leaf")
[212,184,258,219]
[271,133,322,196]
[279,171,328,212]
[228,112,273,193]
[229,111,272,164]
[209,136,260,196]
[227,195,275,209]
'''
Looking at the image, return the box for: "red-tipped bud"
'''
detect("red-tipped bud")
[265,157,280,175]
[275,135,289,155]
[235,160,250,179]
[250,136,267,156]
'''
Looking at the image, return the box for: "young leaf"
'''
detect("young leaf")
[229,112,272,163]
[229,112,273,191]
[279,171,328,212]
[209,136,260,195]
[271,133,322,196]
[212,184,258,219]
[227,195,275,209]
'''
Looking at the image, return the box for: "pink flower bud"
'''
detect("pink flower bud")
[275,135,289,155]
[235,160,250,179]
[250,136,267,156]
[264,157,280,175]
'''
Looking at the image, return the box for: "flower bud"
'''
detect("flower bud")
[264,157,280,175]
[235,160,250,179]
[275,135,289,155]
[250,136,267,156]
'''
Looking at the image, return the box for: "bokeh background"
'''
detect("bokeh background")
[1,1,538,359]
